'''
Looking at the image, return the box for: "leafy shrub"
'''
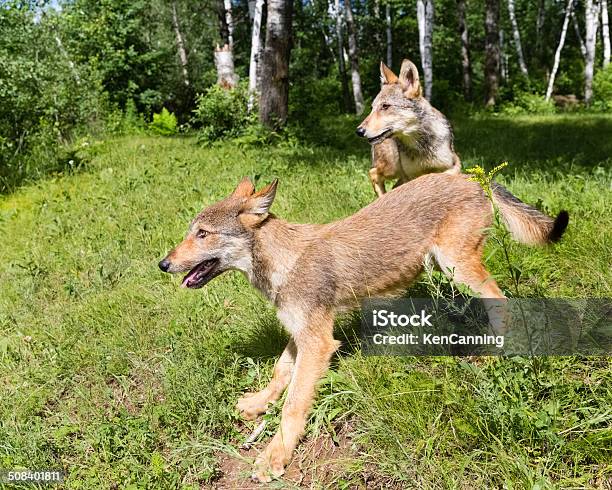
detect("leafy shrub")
[149,108,177,136]
[500,92,556,115]
[592,65,612,111]
[192,83,253,143]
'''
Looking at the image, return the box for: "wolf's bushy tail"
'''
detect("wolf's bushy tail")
[491,183,569,245]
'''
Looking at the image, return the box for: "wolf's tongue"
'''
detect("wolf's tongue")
[181,261,213,288]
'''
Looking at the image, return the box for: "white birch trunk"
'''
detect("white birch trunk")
[546,0,574,101]
[386,3,392,67]
[214,44,239,88]
[171,1,190,87]
[345,0,364,113]
[417,0,434,100]
[334,0,351,111]
[602,0,610,67]
[585,0,600,104]
[224,0,235,47]
[248,0,265,111]
[507,0,528,77]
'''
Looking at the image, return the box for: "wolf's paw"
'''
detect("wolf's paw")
[236,391,270,421]
[251,441,287,483]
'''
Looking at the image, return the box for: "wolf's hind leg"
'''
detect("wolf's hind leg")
[236,339,296,420]
[432,245,508,334]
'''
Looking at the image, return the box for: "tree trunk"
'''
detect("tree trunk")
[507,0,528,77]
[457,0,472,100]
[224,0,235,47]
[500,28,507,81]
[484,0,501,107]
[585,0,600,104]
[248,0,256,22]
[248,0,265,111]
[345,0,364,114]
[171,1,190,87]
[333,0,351,112]
[217,0,230,45]
[535,0,546,60]
[259,0,294,127]
[546,0,574,101]
[417,0,434,100]
[386,3,393,67]
[603,0,610,67]
[214,44,239,88]
[573,9,587,59]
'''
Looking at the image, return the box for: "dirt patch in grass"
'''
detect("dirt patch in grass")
[212,422,395,489]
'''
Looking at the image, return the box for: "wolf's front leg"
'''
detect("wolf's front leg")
[237,339,296,420]
[369,167,386,197]
[252,312,339,482]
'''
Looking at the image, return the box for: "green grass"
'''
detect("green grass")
[1,114,611,488]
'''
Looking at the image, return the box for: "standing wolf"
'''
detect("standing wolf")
[356,59,461,196]
[158,174,567,482]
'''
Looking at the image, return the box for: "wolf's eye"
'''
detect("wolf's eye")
[196,229,209,239]
[381,104,391,110]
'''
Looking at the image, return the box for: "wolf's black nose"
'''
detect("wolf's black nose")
[158,258,171,272]
[355,127,366,137]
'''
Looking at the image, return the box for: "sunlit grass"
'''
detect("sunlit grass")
[1,115,611,487]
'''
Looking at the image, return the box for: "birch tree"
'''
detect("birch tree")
[546,0,574,101]
[214,0,238,88]
[416,0,434,100]
[333,0,351,111]
[248,0,264,111]
[484,0,500,107]
[344,0,365,114]
[171,1,189,87]
[457,0,472,100]
[507,0,528,77]
[224,0,235,47]
[259,0,294,127]
[499,28,507,81]
[585,0,600,104]
[386,3,392,67]
[573,9,587,59]
[603,0,610,67]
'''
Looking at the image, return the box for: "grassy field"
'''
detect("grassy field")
[1,114,611,489]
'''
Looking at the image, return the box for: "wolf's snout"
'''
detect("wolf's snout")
[158,258,171,272]
[355,127,366,137]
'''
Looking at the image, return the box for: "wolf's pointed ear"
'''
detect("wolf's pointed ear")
[240,179,278,226]
[399,59,422,98]
[232,177,256,198]
[380,61,399,85]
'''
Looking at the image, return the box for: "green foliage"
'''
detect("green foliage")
[149,108,178,136]
[465,161,508,200]
[0,2,107,192]
[192,83,254,143]
[592,65,612,111]
[500,92,557,115]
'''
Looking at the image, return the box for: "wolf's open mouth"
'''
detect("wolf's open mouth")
[368,129,392,145]
[181,258,221,289]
